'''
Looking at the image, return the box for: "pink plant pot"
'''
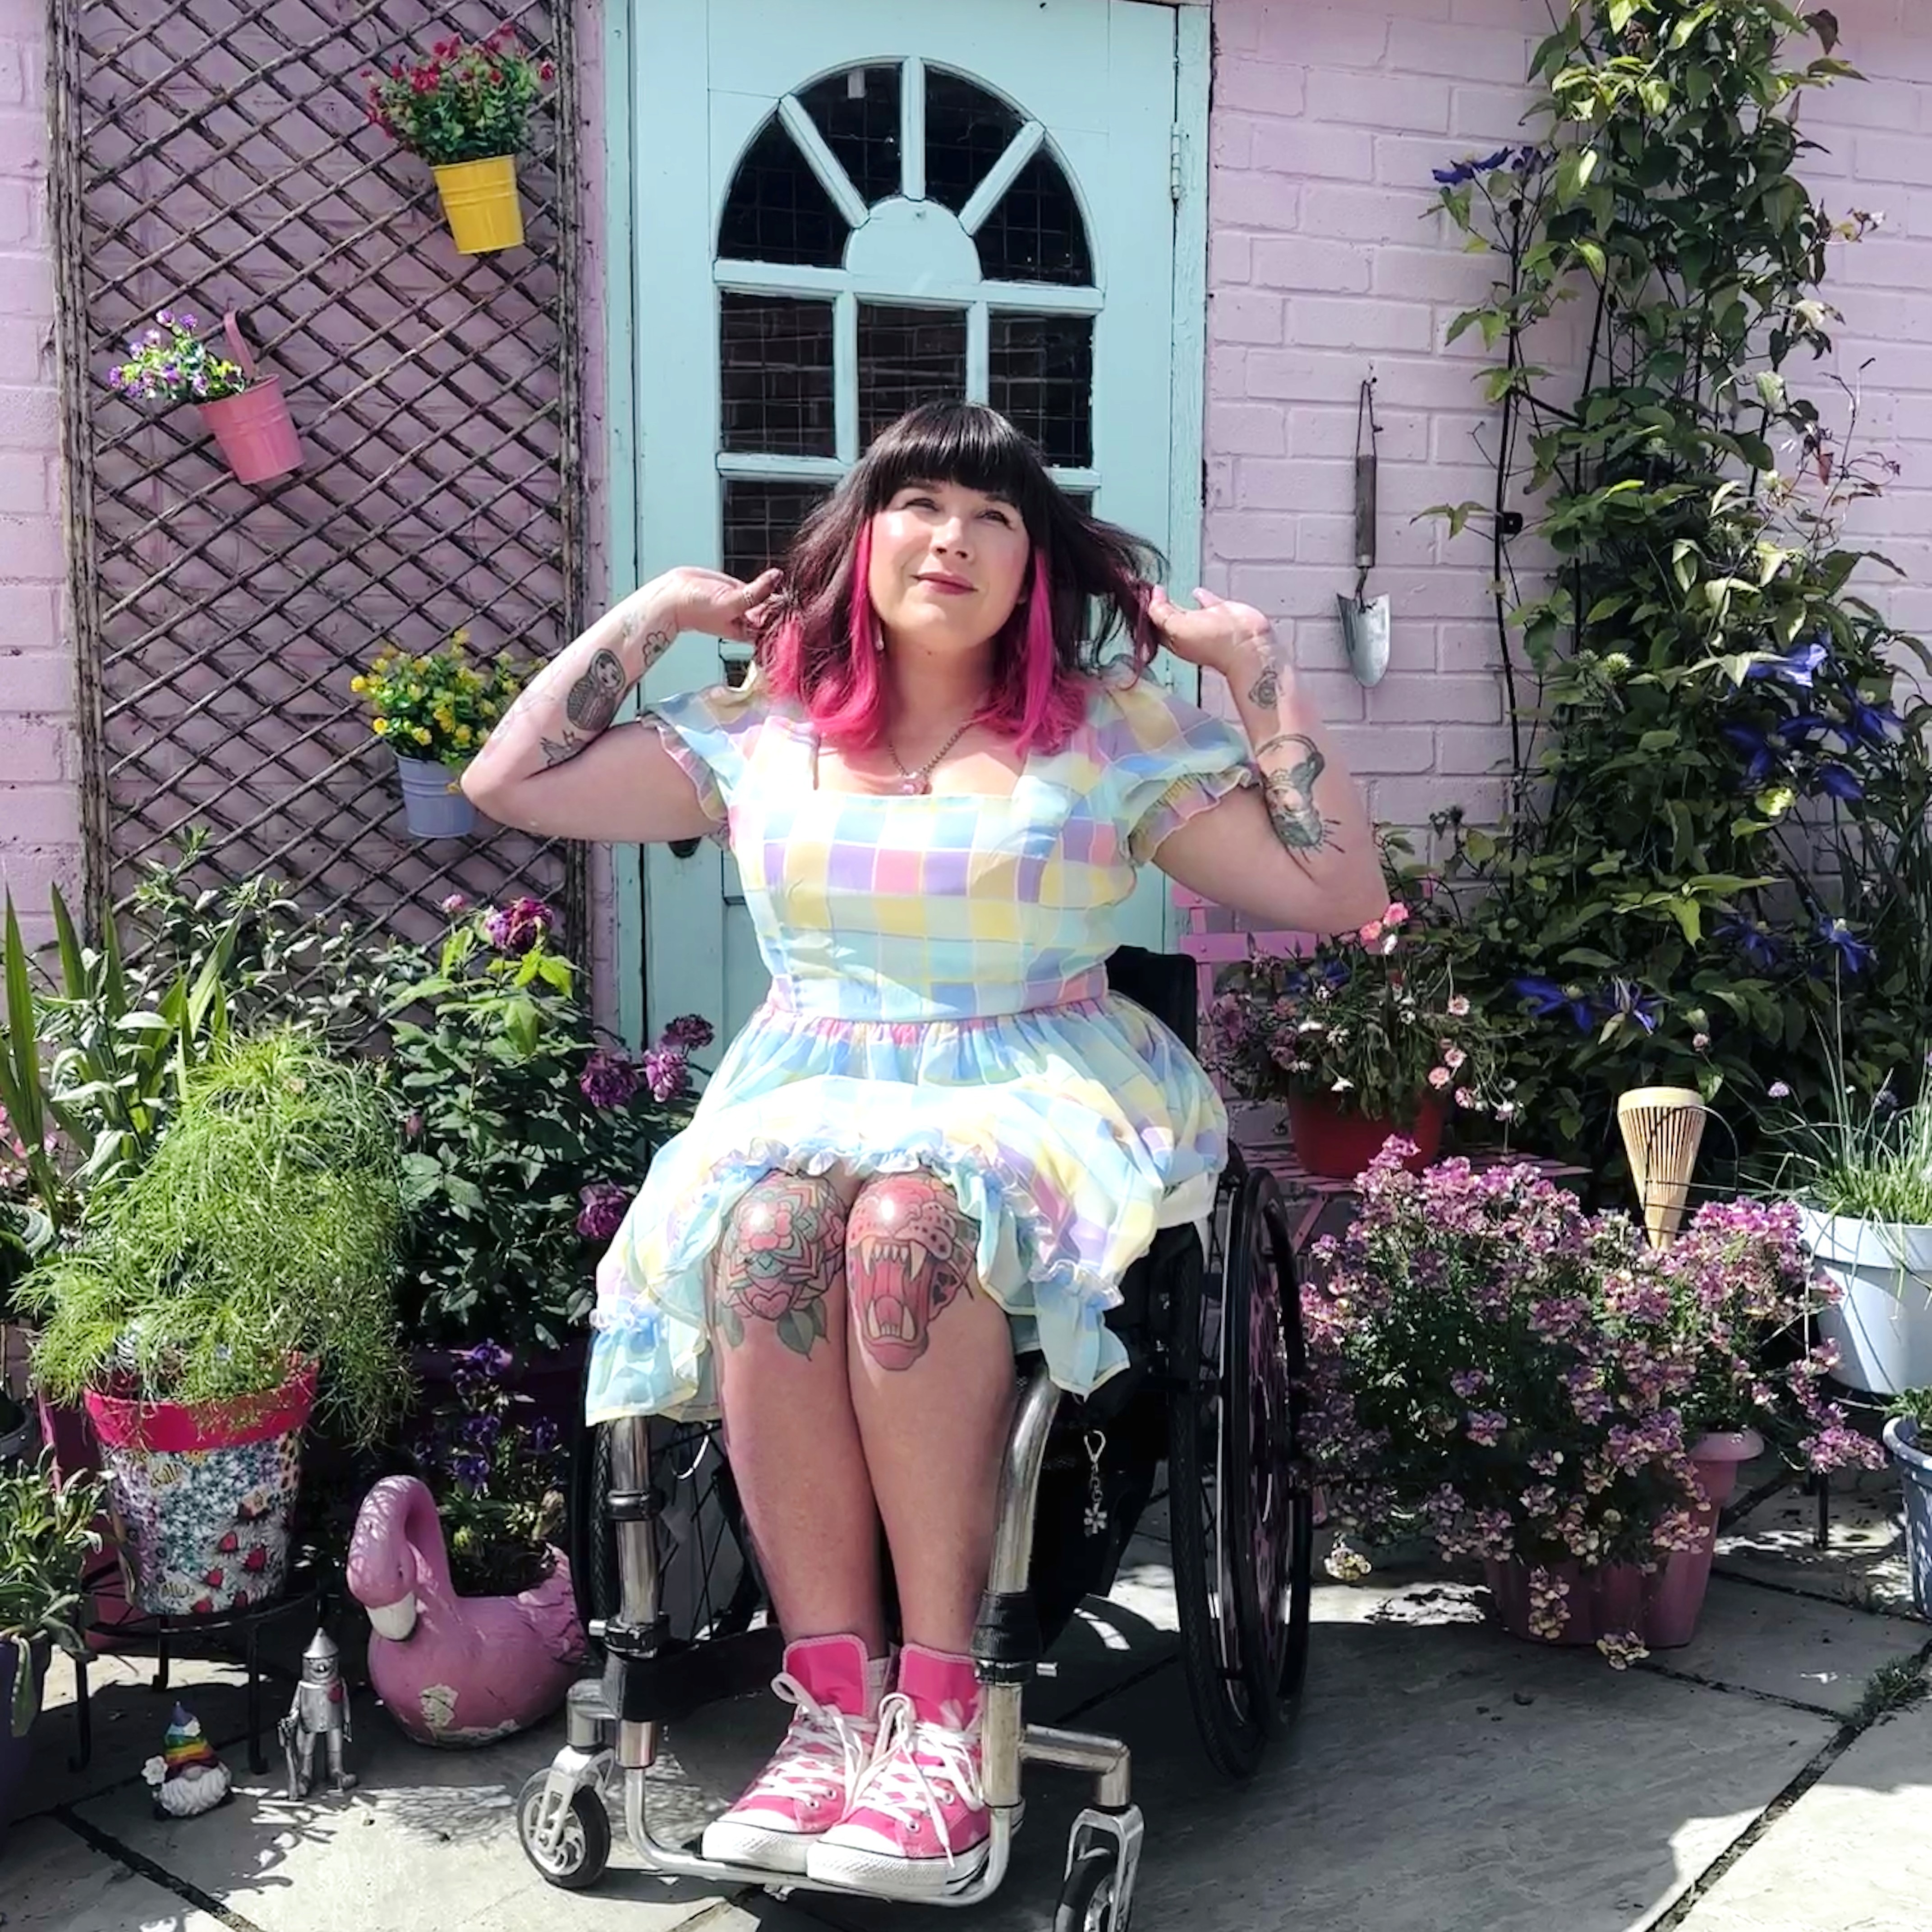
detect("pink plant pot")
[1484,1430,1762,1650]
[198,378,302,484]
[348,1474,586,1747]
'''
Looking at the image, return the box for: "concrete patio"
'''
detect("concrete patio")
[8,1466,1930,1932]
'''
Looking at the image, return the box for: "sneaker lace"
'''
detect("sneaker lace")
[851,1692,986,1868]
[748,1671,871,1803]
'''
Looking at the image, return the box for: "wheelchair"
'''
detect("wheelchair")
[515,950,1316,1929]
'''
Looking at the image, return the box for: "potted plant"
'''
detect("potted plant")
[1303,1147,1879,1664]
[1208,895,1511,1178]
[106,308,302,485]
[353,633,523,840]
[2,1454,105,1845]
[377,895,708,1370]
[16,1028,407,1618]
[344,1342,585,1746]
[1881,1389,1932,1618]
[1771,1075,1932,1398]
[365,28,554,255]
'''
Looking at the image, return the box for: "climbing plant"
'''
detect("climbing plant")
[1427,0,1932,1163]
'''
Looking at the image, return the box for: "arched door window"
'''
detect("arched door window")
[711,63,1099,589]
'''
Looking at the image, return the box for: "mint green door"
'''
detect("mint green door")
[617,0,1207,1046]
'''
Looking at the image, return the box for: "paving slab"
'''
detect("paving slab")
[1677,1699,1932,1932]
[1716,1473,1917,1617]
[2,1812,225,1931]
[1639,1575,1929,1718]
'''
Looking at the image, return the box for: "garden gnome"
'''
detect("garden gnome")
[279,1625,356,1798]
[142,1704,232,1818]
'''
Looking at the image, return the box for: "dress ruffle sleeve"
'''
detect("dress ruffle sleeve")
[643,680,772,828]
[1099,676,1259,865]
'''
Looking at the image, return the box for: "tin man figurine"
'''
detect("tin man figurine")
[279,1626,357,1799]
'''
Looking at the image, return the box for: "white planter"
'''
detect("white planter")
[1800,1206,1932,1397]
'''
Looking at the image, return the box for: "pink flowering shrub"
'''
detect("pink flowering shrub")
[1303,1147,1880,1645]
[1208,897,1516,1126]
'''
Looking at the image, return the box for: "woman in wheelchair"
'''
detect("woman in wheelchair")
[465,401,1384,1895]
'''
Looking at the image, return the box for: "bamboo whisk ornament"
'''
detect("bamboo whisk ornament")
[1617,1086,1708,1250]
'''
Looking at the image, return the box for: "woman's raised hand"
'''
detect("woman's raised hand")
[648,566,784,643]
[1144,584,1277,677]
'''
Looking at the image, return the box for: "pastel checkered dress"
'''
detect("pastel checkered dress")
[584,672,1257,1424]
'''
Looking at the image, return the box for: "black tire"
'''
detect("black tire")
[1054,1844,1120,1932]
[517,1771,612,1891]
[1167,1156,1312,1778]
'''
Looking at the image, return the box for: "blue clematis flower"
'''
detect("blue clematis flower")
[1815,762,1864,803]
[1475,147,1515,173]
[1604,978,1663,1034]
[1720,721,1779,784]
[1513,145,1552,174]
[1513,976,1596,1032]
[1319,958,1352,990]
[1777,712,1831,746]
[1432,161,1474,186]
[1743,639,1829,687]
[1815,916,1876,976]
[1716,913,1784,974]
[1847,698,1901,745]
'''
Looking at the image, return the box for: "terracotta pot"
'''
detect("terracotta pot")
[1286,1090,1447,1180]
[1483,1430,1762,1650]
[83,1364,316,1618]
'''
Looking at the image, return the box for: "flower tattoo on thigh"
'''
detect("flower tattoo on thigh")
[713,1174,847,1359]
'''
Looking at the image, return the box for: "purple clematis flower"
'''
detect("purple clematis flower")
[1776,712,1831,747]
[1720,721,1778,784]
[1847,698,1901,744]
[1604,978,1662,1034]
[1815,762,1864,803]
[1513,976,1596,1033]
[1815,917,1875,977]
[1716,913,1784,974]
[1744,639,1828,687]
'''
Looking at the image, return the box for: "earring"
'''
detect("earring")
[873,625,886,654]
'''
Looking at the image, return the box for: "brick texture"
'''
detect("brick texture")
[1205,0,1931,834]
[0,0,72,945]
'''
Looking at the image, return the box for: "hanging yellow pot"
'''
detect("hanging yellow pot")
[432,154,524,255]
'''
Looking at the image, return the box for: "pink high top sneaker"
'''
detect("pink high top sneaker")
[808,1644,991,1895]
[700,1634,889,1874]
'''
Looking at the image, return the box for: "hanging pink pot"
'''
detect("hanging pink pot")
[196,311,302,484]
[1483,1429,1762,1650]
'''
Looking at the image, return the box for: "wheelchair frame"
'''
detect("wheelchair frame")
[518,952,1314,1926]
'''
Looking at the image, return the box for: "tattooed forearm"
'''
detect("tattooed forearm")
[1247,658,1281,708]
[1255,731,1330,853]
[713,1173,848,1360]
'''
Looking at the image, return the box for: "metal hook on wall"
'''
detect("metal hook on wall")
[1339,374,1391,687]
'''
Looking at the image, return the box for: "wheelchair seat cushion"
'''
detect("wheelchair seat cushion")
[584,676,1254,1426]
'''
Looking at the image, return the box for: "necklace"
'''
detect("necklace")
[886,718,975,795]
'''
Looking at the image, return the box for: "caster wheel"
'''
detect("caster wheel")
[517,1769,612,1891]
[1055,1844,1121,1932]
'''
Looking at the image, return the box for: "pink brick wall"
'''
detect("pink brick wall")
[0,0,75,947]
[1205,0,1932,833]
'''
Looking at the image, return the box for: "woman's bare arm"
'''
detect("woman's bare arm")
[461,566,777,844]
[1144,587,1387,935]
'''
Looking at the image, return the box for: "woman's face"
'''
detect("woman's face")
[866,478,1032,658]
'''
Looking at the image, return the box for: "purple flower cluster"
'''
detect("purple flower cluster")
[1300,1145,1881,1655]
[576,1182,630,1242]
[579,1049,642,1110]
[483,895,556,953]
[643,1043,690,1103]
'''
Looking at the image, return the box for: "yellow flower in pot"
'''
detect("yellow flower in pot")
[364,29,555,255]
[354,633,524,841]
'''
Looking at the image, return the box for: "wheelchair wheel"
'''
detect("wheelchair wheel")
[516,1771,611,1891]
[1055,1844,1121,1932]
[1167,1155,1313,1778]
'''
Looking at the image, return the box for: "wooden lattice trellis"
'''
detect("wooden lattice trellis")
[48,0,584,950]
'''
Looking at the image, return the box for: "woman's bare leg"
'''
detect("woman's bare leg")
[845,1173,1015,1655]
[711,1171,884,1654]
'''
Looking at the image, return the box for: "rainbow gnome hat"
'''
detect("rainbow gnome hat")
[160,1706,219,1778]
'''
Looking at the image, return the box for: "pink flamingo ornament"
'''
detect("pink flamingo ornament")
[346,1474,586,1747]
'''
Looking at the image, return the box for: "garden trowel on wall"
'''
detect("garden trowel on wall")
[1339,376,1390,686]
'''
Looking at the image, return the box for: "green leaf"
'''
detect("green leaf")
[49,887,85,998]
[9,1636,36,1737]
[0,894,46,1154]
[1575,239,1606,278]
